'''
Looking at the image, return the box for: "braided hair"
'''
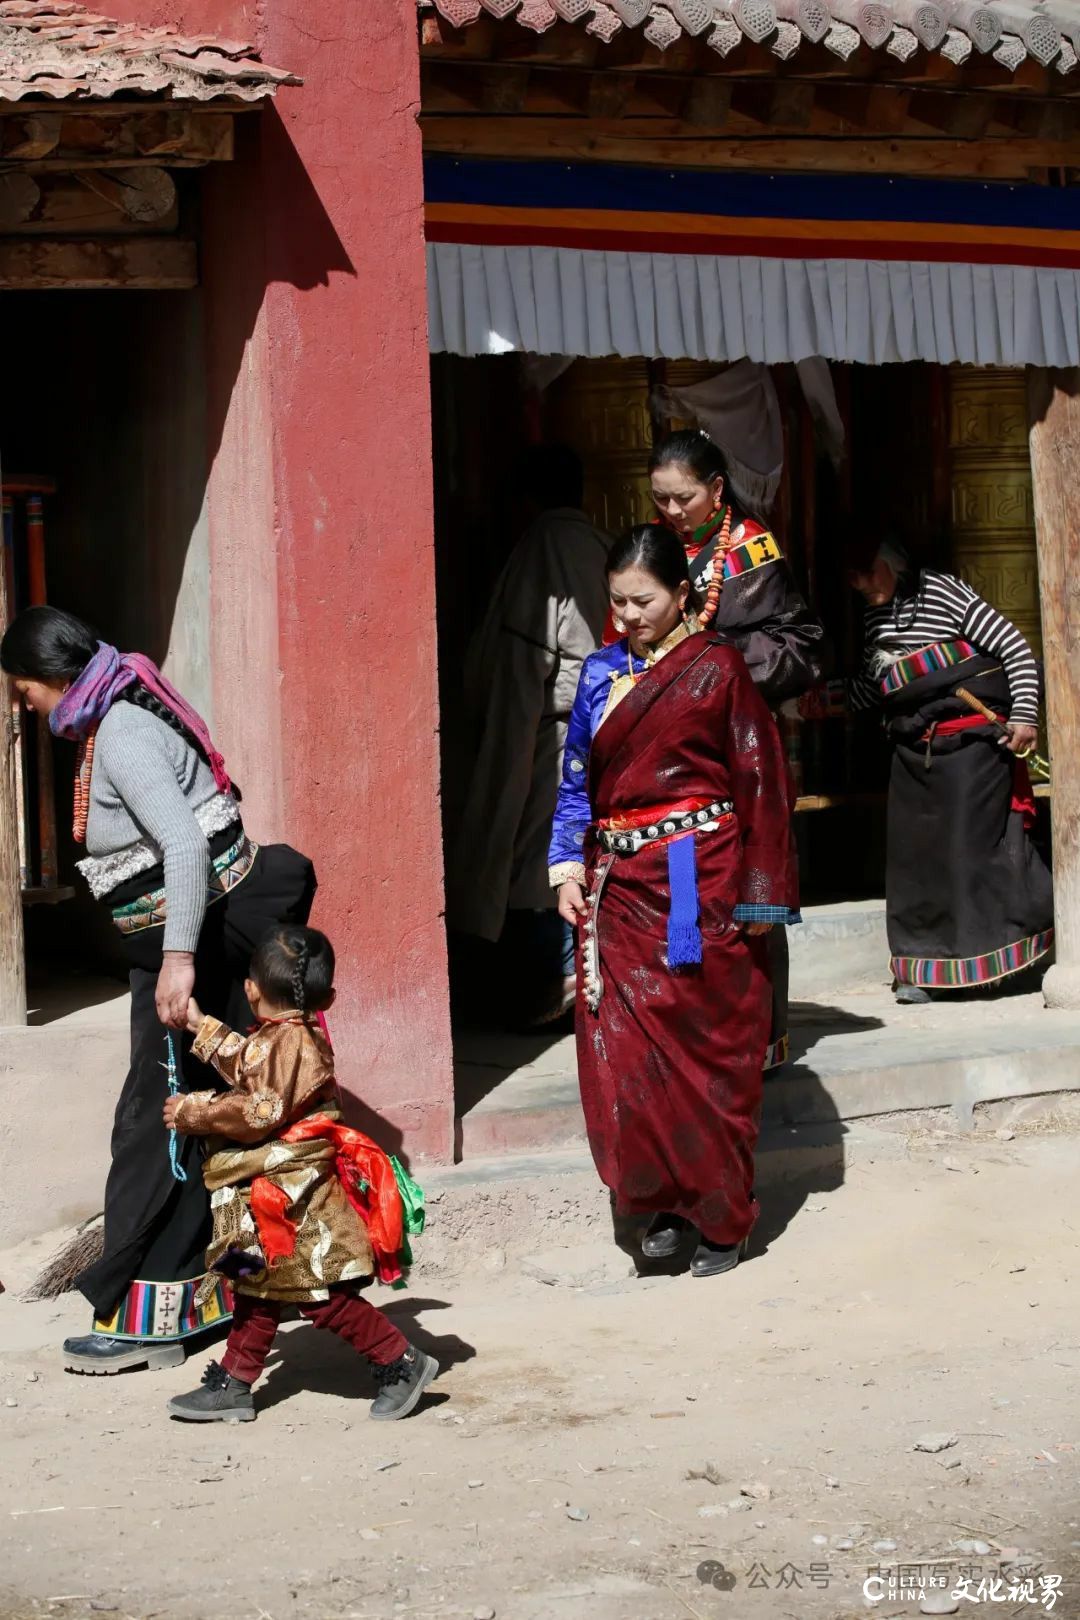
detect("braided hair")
[121,684,242,802]
[291,936,310,1015]
[251,925,335,1015]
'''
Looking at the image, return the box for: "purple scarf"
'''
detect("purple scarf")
[50,643,232,795]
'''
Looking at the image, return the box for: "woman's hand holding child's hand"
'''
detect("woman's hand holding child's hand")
[163,1095,184,1131]
[185,997,204,1035]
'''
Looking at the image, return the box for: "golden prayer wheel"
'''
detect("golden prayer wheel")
[548,359,654,535]
[948,369,1042,663]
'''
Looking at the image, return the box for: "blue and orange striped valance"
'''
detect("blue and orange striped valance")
[425,156,1080,270]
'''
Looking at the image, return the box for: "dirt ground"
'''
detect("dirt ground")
[1,1115,1078,1620]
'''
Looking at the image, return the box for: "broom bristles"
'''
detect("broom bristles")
[22,1214,105,1302]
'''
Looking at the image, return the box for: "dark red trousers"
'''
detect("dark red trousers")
[221,1285,408,1385]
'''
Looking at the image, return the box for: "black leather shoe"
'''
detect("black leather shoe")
[641,1214,694,1260]
[690,1236,748,1278]
[895,984,931,1005]
[63,1333,186,1375]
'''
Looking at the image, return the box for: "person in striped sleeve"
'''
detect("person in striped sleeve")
[845,538,1052,1004]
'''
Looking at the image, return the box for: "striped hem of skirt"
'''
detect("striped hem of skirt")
[92,1275,233,1342]
[890,928,1054,990]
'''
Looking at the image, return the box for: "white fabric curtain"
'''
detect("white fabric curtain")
[427,242,1080,367]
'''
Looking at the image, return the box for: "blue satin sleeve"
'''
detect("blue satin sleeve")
[547,658,597,870]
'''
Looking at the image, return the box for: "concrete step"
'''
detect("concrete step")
[454,985,1080,1162]
[787,898,888,998]
[0,981,129,1248]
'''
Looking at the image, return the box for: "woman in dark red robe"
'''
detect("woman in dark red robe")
[549,527,798,1277]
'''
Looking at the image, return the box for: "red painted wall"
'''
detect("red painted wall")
[110,0,454,1158]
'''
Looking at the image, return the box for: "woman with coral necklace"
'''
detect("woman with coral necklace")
[648,431,827,709]
[644,430,828,1072]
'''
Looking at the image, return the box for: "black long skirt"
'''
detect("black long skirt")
[77,842,316,1332]
[887,730,1053,989]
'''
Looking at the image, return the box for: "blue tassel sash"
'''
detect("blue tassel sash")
[666,834,702,969]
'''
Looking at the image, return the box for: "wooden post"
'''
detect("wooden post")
[1027,367,1080,1009]
[0,479,27,1025]
[26,493,56,888]
[2,495,27,890]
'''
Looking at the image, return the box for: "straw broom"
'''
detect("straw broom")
[22,1213,104,1301]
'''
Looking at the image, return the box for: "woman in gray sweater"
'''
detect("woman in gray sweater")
[2,608,316,1374]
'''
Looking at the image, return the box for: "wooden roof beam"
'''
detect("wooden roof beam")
[421,62,488,110]
[420,113,1080,174]
[480,62,531,108]
[0,237,196,288]
[0,111,233,168]
[487,18,601,63]
[587,70,638,115]
[767,78,819,120]
[911,87,1000,132]
[683,76,735,121]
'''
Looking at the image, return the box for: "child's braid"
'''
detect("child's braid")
[292,939,310,1014]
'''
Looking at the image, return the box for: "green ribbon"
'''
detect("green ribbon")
[389,1155,426,1286]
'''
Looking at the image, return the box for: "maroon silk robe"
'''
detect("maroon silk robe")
[579,634,797,1245]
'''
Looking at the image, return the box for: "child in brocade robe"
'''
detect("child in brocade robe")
[163,925,438,1424]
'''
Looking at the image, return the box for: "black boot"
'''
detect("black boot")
[167,1360,255,1423]
[690,1236,748,1279]
[641,1213,694,1260]
[369,1346,440,1421]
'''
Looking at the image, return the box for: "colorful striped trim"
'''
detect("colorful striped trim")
[880,640,977,695]
[111,837,258,936]
[764,1034,789,1072]
[891,928,1053,990]
[723,532,782,580]
[93,1275,233,1342]
[424,159,1080,271]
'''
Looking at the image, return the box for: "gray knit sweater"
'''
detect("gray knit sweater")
[78,702,241,953]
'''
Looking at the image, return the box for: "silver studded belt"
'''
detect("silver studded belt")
[596,800,734,857]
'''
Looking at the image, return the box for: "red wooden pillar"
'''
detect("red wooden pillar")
[101,0,453,1157]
